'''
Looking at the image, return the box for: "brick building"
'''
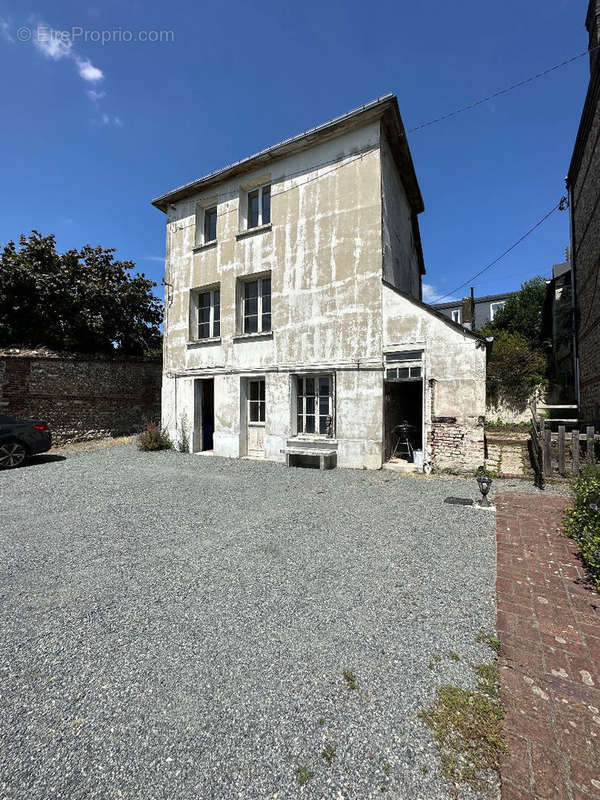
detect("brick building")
[568,0,600,422]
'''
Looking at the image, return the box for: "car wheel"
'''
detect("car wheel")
[0,441,27,469]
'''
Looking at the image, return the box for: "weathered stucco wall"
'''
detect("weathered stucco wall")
[380,132,421,298]
[1,355,161,445]
[162,121,386,468]
[382,285,486,471]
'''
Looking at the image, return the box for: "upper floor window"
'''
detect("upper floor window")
[451,308,461,324]
[247,184,270,229]
[490,301,505,320]
[204,207,217,243]
[191,286,220,340]
[241,275,271,334]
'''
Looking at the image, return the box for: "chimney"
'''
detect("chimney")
[586,0,600,73]
[461,296,473,329]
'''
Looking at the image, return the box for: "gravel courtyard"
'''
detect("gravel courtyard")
[1,445,496,799]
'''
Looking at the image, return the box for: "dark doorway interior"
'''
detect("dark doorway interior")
[384,380,423,461]
[202,379,214,451]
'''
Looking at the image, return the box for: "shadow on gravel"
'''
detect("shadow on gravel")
[25,454,67,467]
[444,497,474,506]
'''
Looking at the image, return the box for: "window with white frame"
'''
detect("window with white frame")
[240,275,271,334]
[204,206,217,242]
[490,301,505,320]
[248,379,265,422]
[191,287,220,340]
[247,184,270,229]
[296,375,333,435]
[451,308,461,324]
[195,201,218,246]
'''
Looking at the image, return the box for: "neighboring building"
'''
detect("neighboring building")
[152,95,486,471]
[567,0,600,423]
[543,249,576,404]
[432,292,515,331]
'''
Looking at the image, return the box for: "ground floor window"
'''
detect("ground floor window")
[296,374,333,435]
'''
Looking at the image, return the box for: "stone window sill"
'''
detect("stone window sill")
[192,240,217,253]
[236,223,272,241]
[187,337,221,348]
[289,436,337,445]
[232,331,273,342]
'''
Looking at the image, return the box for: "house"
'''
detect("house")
[567,0,600,423]
[432,292,515,330]
[152,95,486,471]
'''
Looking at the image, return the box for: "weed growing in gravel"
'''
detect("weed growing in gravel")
[137,421,173,451]
[382,762,391,777]
[296,765,314,785]
[318,718,326,726]
[322,743,336,764]
[476,631,501,655]
[447,651,461,661]
[343,669,358,690]
[419,656,505,797]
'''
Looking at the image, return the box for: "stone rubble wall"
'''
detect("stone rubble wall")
[0,354,161,445]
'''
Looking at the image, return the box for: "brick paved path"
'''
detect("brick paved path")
[496,492,600,800]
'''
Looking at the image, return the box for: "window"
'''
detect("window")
[296,375,333,435]
[386,365,422,381]
[192,287,220,339]
[204,207,217,242]
[247,184,270,229]
[490,301,505,320]
[248,379,265,422]
[451,308,461,324]
[242,276,271,334]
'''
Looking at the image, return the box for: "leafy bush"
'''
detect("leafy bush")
[484,330,546,412]
[564,465,600,589]
[137,421,173,452]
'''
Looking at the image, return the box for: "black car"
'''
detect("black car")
[0,414,52,469]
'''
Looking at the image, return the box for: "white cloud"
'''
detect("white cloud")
[32,23,104,87]
[422,283,454,304]
[87,88,105,101]
[76,57,103,82]
[0,19,14,42]
[98,112,123,127]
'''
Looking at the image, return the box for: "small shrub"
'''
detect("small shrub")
[296,765,313,785]
[177,411,190,453]
[322,743,336,764]
[137,421,173,452]
[564,464,600,589]
[343,669,358,690]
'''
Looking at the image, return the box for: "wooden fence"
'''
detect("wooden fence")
[530,410,598,487]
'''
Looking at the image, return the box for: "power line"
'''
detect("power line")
[435,197,568,302]
[408,45,599,133]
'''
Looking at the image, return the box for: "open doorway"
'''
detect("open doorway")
[193,378,214,452]
[384,377,423,463]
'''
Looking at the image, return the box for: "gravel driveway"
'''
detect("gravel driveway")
[1,445,496,799]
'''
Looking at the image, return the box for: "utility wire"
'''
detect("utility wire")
[435,197,569,302]
[408,45,599,133]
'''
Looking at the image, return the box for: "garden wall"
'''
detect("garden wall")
[0,351,161,445]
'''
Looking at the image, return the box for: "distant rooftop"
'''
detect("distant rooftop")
[432,291,516,310]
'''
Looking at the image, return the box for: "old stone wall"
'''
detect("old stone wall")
[0,354,161,445]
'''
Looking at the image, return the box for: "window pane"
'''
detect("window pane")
[319,396,329,415]
[410,366,422,378]
[261,312,271,332]
[305,377,315,395]
[262,293,271,313]
[318,376,330,395]
[213,290,220,320]
[199,306,210,324]
[250,381,259,401]
[199,292,211,309]
[261,185,271,224]
[305,416,315,434]
[245,315,258,334]
[213,320,220,338]
[319,416,328,435]
[199,322,210,339]
[386,369,398,380]
[259,401,265,422]
[245,297,258,316]
[259,380,265,401]
[306,396,315,415]
[204,207,217,241]
[249,402,259,422]
[397,367,409,378]
[297,413,304,433]
[245,281,258,299]
[248,190,259,228]
[261,278,271,298]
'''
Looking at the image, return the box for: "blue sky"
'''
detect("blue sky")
[0,0,590,303]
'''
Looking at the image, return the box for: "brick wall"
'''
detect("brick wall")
[428,416,485,472]
[0,354,161,445]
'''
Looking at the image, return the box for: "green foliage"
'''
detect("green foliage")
[343,669,358,690]
[0,231,163,355]
[177,412,191,453]
[482,276,548,348]
[137,422,173,452]
[321,743,336,764]
[476,631,500,655]
[485,330,547,412]
[295,765,314,785]
[564,465,600,589]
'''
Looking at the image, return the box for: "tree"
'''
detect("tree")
[0,231,163,356]
[483,276,548,348]
[485,330,547,411]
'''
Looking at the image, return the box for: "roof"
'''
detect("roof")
[151,94,424,214]
[432,291,516,310]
